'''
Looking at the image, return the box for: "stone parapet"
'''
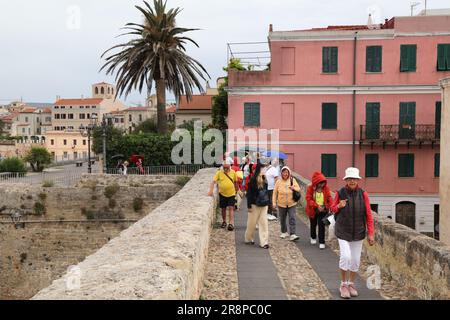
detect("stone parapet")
[32,168,216,300]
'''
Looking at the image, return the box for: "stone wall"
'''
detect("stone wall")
[0,175,182,299]
[440,77,450,246]
[32,168,216,300]
[293,172,450,300]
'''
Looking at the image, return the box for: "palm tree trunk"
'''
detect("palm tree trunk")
[156,79,168,134]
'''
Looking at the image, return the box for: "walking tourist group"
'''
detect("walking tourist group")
[208,152,375,299]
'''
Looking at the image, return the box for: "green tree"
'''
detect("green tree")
[101,0,209,134]
[133,118,158,134]
[0,119,5,134]
[23,147,52,172]
[0,157,26,173]
[211,59,245,130]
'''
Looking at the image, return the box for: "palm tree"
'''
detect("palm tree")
[101,0,209,133]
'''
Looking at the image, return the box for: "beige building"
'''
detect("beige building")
[109,106,155,133]
[176,94,213,127]
[440,77,450,246]
[12,107,52,143]
[46,82,125,161]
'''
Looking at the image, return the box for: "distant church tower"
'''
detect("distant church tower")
[92,82,116,99]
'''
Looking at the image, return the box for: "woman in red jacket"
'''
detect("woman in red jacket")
[306,172,332,249]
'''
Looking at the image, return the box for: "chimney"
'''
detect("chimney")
[56,95,61,101]
[269,24,273,32]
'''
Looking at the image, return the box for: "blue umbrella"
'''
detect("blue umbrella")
[262,150,288,160]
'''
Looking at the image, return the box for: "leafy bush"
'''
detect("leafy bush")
[42,180,54,188]
[24,147,52,172]
[0,157,27,173]
[175,176,191,187]
[133,197,144,212]
[104,183,120,199]
[34,202,46,215]
[38,193,47,201]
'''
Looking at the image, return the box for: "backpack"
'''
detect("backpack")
[255,184,270,207]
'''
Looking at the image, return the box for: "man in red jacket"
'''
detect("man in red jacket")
[306,172,333,249]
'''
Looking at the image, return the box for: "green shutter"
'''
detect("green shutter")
[399,102,416,139]
[365,154,379,178]
[435,153,440,177]
[409,45,417,71]
[321,154,337,178]
[322,103,337,129]
[399,154,414,177]
[330,47,338,73]
[400,45,417,72]
[244,104,252,126]
[437,44,450,71]
[366,103,380,139]
[252,104,260,126]
[436,101,442,139]
[322,47,338,73]
[375,46,382,72]
[366,46,373,72]
[367,46,382,72]
[323,47,329,73]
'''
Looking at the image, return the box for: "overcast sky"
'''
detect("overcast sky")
[1,0,449,106]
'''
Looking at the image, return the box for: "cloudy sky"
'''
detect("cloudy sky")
[1,0,448,106]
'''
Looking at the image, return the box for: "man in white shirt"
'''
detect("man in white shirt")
[265,158,280,221]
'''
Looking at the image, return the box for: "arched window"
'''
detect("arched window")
[108,87,110,94]
[111,88,114,95]
[395,201,416,229]
[101,87,105,94]
[95,87,99,95]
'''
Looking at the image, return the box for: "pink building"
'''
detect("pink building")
[227,14,450,237]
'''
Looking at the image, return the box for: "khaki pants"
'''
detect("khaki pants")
[245,205,269,247]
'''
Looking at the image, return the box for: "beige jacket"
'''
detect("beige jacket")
[272,167,300,208]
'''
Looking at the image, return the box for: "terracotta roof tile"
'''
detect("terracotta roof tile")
[124,106,148,111]
[166,106,176,113]
[55,98,103,105]
[178,95,214,111]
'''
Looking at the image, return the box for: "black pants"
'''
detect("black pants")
[268,190,277,217]
[310,210,326,244]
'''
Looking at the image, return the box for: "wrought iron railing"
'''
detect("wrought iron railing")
[360,125,439,142]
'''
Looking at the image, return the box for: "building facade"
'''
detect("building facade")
[12,107,52,143]
[46,82,125,161]
[227,14,450,237]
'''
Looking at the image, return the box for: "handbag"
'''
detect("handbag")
[291,178,301,202]
[255,187,270,207]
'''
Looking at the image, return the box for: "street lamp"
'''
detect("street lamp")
[79,114,98,174]
[101,114,111,174]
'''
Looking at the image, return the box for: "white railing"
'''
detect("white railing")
[107,164,214,176]
[0,164,214,185]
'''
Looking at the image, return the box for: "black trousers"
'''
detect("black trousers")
[310,210,326,244]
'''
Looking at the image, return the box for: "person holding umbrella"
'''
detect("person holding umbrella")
[130,154,145,175]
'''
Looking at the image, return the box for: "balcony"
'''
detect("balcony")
[359,124,439,149]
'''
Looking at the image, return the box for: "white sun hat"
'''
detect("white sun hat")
[343,167,362,180]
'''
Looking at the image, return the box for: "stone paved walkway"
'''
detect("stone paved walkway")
[234,204,287,300]
[230,201,384,300]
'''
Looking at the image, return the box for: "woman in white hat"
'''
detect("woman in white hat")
[330,167,375,299]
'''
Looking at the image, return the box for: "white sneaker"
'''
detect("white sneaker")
[267,214,277,221]
[280,233,289,239]
[290,234,300,241]
[310,238,317,245]
[319,244,326,249]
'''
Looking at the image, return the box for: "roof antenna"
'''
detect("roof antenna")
[410,2,420,16]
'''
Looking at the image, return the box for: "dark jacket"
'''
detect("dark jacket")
[247,175,269,209]
[332,187,374,242]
